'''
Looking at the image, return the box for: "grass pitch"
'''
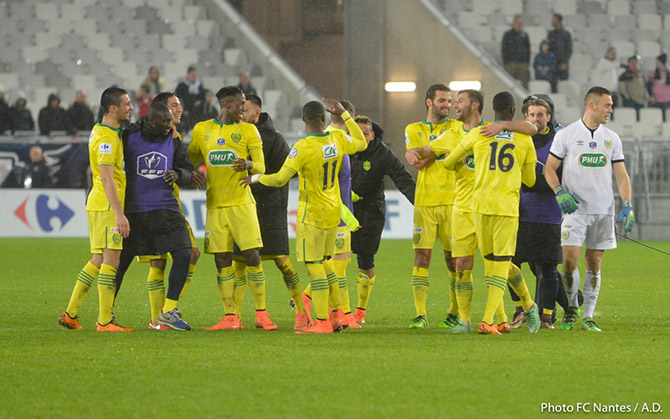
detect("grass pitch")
[1,238,669,417]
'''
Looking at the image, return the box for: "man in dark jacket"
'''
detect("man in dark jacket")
[233,94,309,329]
[350,115,415,324]
[547,13,572,83]
[22,145,52,188]
[38,93,67,136]
[501,15,531,88]
[65,91,96,136]
[114,102,195,331]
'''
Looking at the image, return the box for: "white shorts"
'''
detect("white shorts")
[561,213,617,250]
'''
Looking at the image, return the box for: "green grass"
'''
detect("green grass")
[1,238,669,418]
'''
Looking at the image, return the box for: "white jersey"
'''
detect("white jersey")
[549,119,624,215]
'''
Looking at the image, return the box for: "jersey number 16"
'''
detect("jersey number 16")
[489,142,515,172]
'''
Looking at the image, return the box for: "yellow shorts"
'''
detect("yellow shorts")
[295,222,336,262]
[205,204,262,253]
[87,210,123,254]
[412,205,453,251]
[137,218,197,263]
[333,225,350,255]
[451,207,477,258]
[472,213,518,257]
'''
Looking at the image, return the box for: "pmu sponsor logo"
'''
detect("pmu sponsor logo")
[464,154,475,170]
[208,150,237,166]
[14,194,74,232]
[579,153,607,167]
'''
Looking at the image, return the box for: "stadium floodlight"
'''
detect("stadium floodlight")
[384,82,416,92]
[449,81,482,91]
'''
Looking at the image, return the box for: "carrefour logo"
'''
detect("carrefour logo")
[208,150,237,166]
[14,194,74,232]
[579,153,607,167]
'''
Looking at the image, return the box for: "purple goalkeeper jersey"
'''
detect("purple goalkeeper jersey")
[338,154,353,227]
[519,138,562,224]
[124,130,180,213]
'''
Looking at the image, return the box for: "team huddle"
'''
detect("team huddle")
[57,83,634,334]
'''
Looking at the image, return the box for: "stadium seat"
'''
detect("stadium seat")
[634,29,657,43]
[61,34,87,51]
[22,46,49,63]
[0,74,20,92]
[528,80,551,94]
[158,7,182,24]
[557,80,581,98]
[173,49,199,67]
[60,3,86,20]
[661,122,670,138]
[556,107,581,125]
[224,49,248,67]
[638,15,662,33]
[500,0,522,15]
[47,19,74,37]
[8,3,34,21]
[35,3,59,21]
[633,121,661,138]
[613,108,637,125]
[564,14,586,31]
[582,1,604,14]
[197,20,219,37]
[640,108,664,127]
[634,1,658,15]
[553,0,576,16]
[637,41,661,58]
[183,6,206,21]
[185,35,210,51]
[72,75,97,92]
[162,34,188,52]
[587,14,611,29]
[612,41,635,59]
[121,0,145,8]
[525,26,546,49]
[614,16,636,32]
[607,0,630,16]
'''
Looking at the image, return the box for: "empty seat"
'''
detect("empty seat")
[608,0,630,16]
[587,14,611,28]
[634,29,657,43]
[525,26,546,49]
[185,35,210,51]
[638,14,662,33]
[0,73,20,91]
[564,14,586,30]
[9,3,34,21]
[612,41,635,59]
[71,19,98,36]
[637,41,661,58]
[72,75,97,92]
[183,5,205,20]
[633,121,661,137]
[224,48,247,67]
[613,108,637,125]
[35,33,62,50]
[528,80,551,94]
[614,16,636,32]
[557,80,581,98]
[22,46,49,63]
[196,20,218,37]
[47,19,73,36]
[35,3,59,21]
[661,121,670,138]
[61,33,87,51]
[553,0,576,15]
[634,1,658,15]
[640,108,663,126]
[500,0,522,15]
[59,3,86,20]
[85,33,110,50]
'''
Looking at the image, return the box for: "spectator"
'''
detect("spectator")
[135,84,153,119]
[619,55,647,119]
[648,52,670,121]
[175,65,205,131]
[191,89,218,124]
[0,85,10,134]
[9,96,35,133]
[38,93,67,136]
[533,40,557,90]
[501,16,531,88]
[591,47,622,107]
[22,145,52,188]
[145,66,164,95]
[65,91,95,136]
[237,71,257,97]
[548,13,572,83]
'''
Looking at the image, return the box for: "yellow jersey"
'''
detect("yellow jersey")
[262,117,367,229]
[429,121,488,212]
[405,118,456,207]
[443,127,536,217]
[188,118,264,209]
[86,123,125,211]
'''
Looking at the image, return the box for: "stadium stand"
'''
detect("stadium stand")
[0,0,318,137]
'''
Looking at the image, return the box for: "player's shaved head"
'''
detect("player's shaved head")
[302,100,325,123]
[216,86,243,103]
[492,91,516,121]
[584,86,611,106]
[147,101,171,119]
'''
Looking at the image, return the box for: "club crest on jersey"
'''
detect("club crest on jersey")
[208,149,238,166]
[562,231,570,239]
[137,152,167,179]
[589,141,597,149]
[579,153,607,167]
[335,237,345,249]
[605,140,612,148]
[289,148,298,159]
[363,161,371,171]
[464,154,475,170]
[231,133,242,143]
[323,144,338,159]
[217,138,226,145]
[99,143,112,154]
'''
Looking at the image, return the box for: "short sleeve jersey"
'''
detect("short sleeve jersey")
[549,119,624,215]
[285,131,362,229]
[86,123,126,211]
[457,127,537,217]
[188,119,263,208]
[430,120,488,212]
[405,119,456,207]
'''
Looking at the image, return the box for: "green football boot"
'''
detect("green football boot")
[409,315,428,329]
[582,317,602,332]
[445,321,473,333]
[525,303,541,333]
[438,313,459,329]
[560,307,579,331]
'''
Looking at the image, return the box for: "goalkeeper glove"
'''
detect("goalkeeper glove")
[616,200,635,233]
[553,185,580,214]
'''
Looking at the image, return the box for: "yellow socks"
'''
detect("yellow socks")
[323,259,342,310]
[179,264,196,298]
[147,267,165,323]
[246,264,266,311]
[162,298,178,313]
[66,261,99,317]
[232,260,247,317]
[277,258,304,313]
[455,269,473,323]
[482,259,505,325]
[333,259,351,313]
[508,263,534,311]
[412,266,429,317]
[217,266,236,315]
[447,269,459,316]
[97,264,117,325]
[356,272,375,310]
[306,262,329,320]
[495,299,508,323]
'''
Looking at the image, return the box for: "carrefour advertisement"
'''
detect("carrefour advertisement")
[0,189,414,239]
